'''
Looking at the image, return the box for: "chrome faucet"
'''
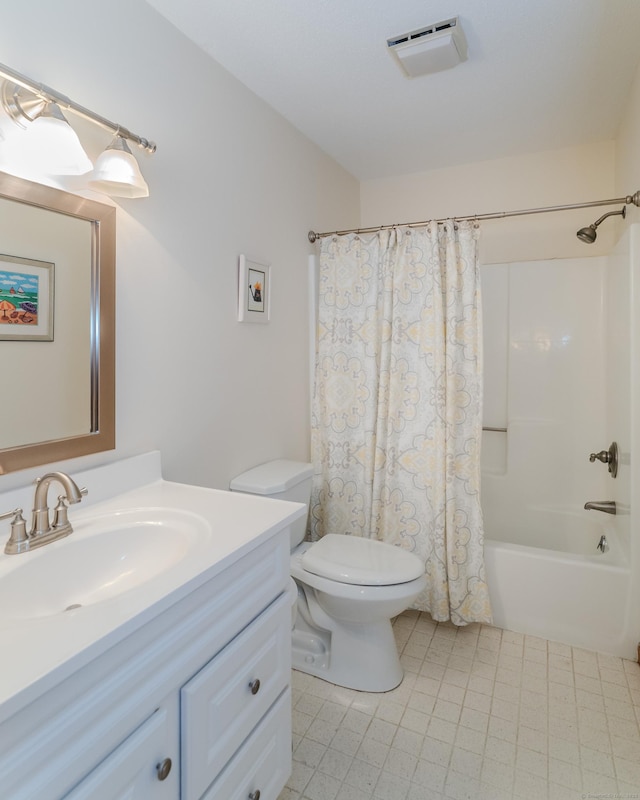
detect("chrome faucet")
[3,471,87,554]
[584,500,616,515]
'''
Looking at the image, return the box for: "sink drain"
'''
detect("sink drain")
[64,603,82,612]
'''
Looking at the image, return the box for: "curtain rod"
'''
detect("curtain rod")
[308,191,640,243]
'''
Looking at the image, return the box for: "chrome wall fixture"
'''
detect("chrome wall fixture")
[577,207,626,244]
[589,441,618,478]
[0,62,156,197]
[584,500,617,515]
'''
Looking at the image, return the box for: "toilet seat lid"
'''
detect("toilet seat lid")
[301,534,424,586]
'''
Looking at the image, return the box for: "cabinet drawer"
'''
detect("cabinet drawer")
[65,704,178,800]
[181,594,291,800]
[201,689,291,800]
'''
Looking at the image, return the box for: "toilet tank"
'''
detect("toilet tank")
[230,460,313,549]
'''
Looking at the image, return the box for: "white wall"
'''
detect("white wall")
[361,141,616,264]
[0,0,360,491]
[616,60,640,201]
[614,61,640,660]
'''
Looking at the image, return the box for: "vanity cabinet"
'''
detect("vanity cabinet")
[0,529,292,800]
[65,703,179,800]
[181,594,290,800]
[200,692,291,800]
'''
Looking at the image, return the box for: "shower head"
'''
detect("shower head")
[576,225,597,244]
[577,206,626,244]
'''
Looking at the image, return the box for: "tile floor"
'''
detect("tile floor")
[278,610,640,800]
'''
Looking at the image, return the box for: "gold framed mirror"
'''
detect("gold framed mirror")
[0,172,115,474]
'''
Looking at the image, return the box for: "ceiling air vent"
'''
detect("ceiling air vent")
[387,17,467,78]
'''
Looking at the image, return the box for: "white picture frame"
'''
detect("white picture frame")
[238,254,270,323]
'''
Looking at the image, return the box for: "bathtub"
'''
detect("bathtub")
[483,508,632,657]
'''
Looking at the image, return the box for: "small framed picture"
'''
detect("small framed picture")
[0,254,54,341]
[238,254,270,324]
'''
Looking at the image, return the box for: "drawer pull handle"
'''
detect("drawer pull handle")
[249,791,261,800]
[156,758,172,781]
[249,678,261,695]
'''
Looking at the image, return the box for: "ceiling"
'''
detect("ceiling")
[146,0,640,181]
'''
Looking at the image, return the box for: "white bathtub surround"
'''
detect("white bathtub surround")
[310,223,491,625]
[480,238,640,660]
[279,609,640,800]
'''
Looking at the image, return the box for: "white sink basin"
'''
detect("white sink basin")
[0,507,210,621]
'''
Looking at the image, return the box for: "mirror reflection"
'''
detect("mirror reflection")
[0,172,115,474]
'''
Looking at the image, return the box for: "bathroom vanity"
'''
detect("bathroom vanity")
[0,453,305,800]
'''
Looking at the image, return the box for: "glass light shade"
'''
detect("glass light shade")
[18,103,93,176]
[88,136,149,198]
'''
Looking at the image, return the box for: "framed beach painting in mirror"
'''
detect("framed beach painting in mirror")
[0,253,54,341]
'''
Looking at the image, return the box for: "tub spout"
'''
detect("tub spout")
[584,500,616,515]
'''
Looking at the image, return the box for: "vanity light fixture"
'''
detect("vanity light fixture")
[0,82,92,177]
[12,101,93,176]
[88,135,149,198]
[29,102,93,174]
[0,61,156,197]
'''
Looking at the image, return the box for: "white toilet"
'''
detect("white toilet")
[230,460,427,692]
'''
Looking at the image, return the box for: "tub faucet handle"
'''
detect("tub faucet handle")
[588,441,618,478]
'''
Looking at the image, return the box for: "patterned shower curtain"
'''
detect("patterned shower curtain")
[309,222,492,625]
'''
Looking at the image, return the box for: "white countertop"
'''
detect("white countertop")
[0,453,305,725]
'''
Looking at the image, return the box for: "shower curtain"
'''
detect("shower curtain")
[309,222,492,625]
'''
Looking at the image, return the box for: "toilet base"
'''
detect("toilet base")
[289,545,426,692]
[292,611,404,692]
